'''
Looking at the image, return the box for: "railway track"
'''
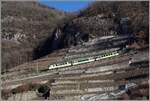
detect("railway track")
[2,52,148,87]
[50,53,131,72]
[2,52,130,81]
[3,48,68,74]
[3,62,144,86]
[2,61,148,89]
[2,45,137,80]
[4,56,63,73]
[2,56,64,78]
[2,48,124,79]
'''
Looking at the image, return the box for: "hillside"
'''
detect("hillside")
[63,1,149,40]
[1,1,149,100]
[2,1,149,72]
[35,1,148,59]
[1,1,66,72]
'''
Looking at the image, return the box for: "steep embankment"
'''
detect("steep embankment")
[1,1,66,72]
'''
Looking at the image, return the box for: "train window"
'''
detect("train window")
[78,58,88,62]
[97,56,100,58]
[74,60,77,63]
[59,62,67,65]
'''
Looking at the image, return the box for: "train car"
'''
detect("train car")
[72,57,95,65]
[48,50,120,70]
[49,62,71,69]
[96,51,119,61]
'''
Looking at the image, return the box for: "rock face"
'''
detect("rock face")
[60,15,116,48]
[71,15,115,37]
[33,28,65,59]
[1,1,65,72]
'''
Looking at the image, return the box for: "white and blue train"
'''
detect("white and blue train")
[49,51,119,70]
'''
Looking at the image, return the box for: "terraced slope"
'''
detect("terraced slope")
[1,48,149,100]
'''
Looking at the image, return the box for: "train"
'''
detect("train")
[49,50,119,70]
